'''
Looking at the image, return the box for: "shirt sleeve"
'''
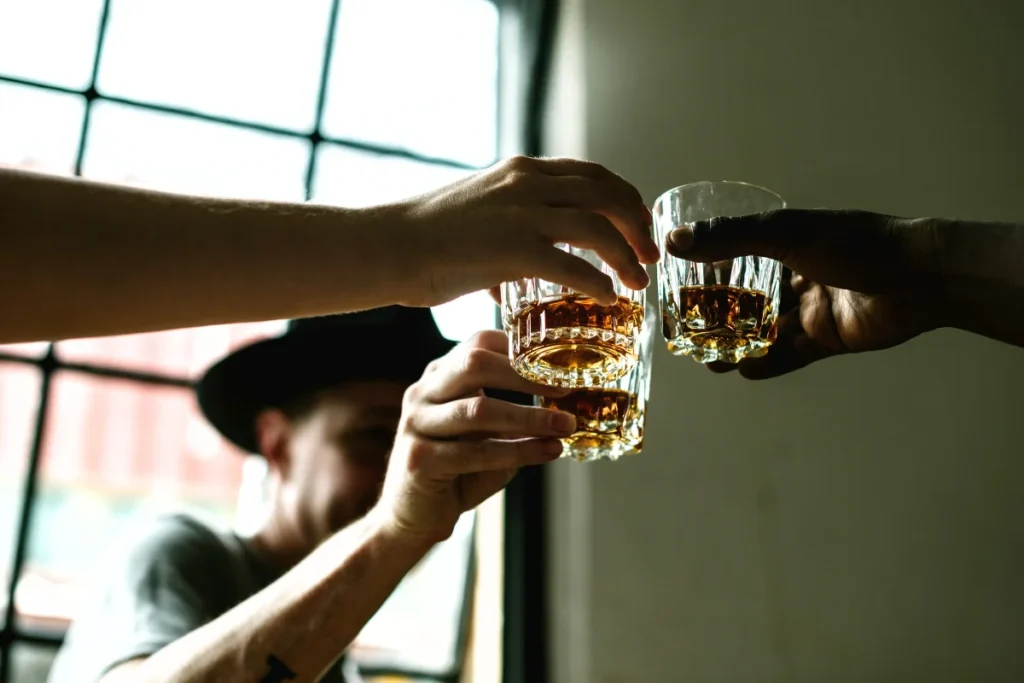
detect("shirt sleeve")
[47,515,240,683]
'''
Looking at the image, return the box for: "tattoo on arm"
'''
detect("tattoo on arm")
[259,654,297,683]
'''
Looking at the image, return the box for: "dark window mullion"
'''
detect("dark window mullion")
[0,2,114,677]
[0,353,191,389]
[0,73,483,173]
[303,0,343,201]
[0,346,55,683]
[73,0,113,178]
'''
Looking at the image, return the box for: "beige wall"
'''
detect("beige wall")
[544,2,1024,682]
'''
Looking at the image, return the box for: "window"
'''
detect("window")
[0,0,504,681]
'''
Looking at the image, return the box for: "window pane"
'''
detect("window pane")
[352,512,475,675]
[82,100,310,201]
[98,0,333,131]
[0,364,43,619]
[9,642,59,683]
[16,372,246,629]
[312,143,472,208]
[321,0,499,166]
[0,0,104,89]
[311,144,493,341]
[0,83,86,175]
[57,320,287,379]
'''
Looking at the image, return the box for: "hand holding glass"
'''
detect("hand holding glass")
[654,181,785,363]
[535,291,655,462]
[501,246,646,388]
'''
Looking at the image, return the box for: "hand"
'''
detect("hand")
[375,330,575,543]
[394,155,660,308]
[666,208,944,379]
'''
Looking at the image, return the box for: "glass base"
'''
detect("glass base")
[512,338,636,388]
[559,432,643,462]
[666,332,773,364]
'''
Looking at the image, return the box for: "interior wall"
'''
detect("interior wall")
[544,2,1024,682]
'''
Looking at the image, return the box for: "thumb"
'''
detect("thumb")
[665,209,801,263]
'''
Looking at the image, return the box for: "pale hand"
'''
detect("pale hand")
[393,155,660,308]
[374,330,576,543]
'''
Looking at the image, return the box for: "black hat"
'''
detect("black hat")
[196,306,457,455]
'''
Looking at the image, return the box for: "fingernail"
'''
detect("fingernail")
[667,223,695,251]
[550,411,577,434]
[543,439,566,456]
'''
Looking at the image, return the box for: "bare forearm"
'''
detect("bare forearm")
[138,513,431,683]
[931,217,1024,347]
[0,169,416,343]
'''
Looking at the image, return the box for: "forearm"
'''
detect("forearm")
[929,217,1024,347]
[0,169,417,343]
[138,512,432,683]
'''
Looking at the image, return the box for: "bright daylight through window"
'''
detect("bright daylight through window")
[0,1,501,681]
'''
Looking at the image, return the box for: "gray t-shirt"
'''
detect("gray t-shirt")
[48,514,359,683]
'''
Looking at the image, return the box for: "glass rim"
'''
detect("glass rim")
[653,180,787,210]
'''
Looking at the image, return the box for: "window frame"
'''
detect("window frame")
[0,0,516,680]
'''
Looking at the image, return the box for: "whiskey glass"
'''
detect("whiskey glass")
[501,248,646,388]
[654,181,785,363]
[536,291,655,462]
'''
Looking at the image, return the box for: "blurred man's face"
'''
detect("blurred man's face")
[259,380,407,548]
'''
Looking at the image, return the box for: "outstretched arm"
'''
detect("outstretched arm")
[932,217,1024,348]
[0,168,405,343]
[0,157,657,343]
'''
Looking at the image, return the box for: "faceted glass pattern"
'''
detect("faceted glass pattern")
[654,182,785,364]
[501,247,646,388]
[536,289,656,462]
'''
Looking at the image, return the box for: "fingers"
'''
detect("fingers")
[529,245,618,304]
[536,168,659,263]
[488,286,501,304]
[706,361,737,374]
[417,338,568,404]
[408,396,576,439]
[459,468,520,510]
[444,438,563,473]
[545,208,650,290]
[665,208,810,264]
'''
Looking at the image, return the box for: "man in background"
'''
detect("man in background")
[48,306,573,683]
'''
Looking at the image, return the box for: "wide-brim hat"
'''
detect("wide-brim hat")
[196,306,457,455]
[196,306,532,456]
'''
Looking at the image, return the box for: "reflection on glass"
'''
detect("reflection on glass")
[57,320,288,379]
[98,0,333,130]
[322,0,499,166]
[82,101,310,201]
[0,0,104,89]
[15,372,244,629]
[0,83,86,175]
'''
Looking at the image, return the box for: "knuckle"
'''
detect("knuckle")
[526,407,550,433]
[462,396,492,424]
[404,438,434,472]
[465,329,492,349]
[402,382,422,407]
[458,440,489,472]
[505,154,535,172]
[461,347,491,376]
